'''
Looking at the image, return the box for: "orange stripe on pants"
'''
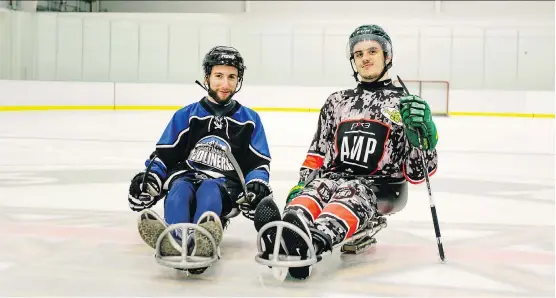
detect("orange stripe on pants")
[288,196,322,221]
[321,203,359,239]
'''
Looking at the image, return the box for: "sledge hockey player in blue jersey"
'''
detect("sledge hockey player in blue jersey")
[127,46,273,274]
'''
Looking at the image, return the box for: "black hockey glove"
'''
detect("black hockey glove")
[128,171,162,212]
[237,179,272,220]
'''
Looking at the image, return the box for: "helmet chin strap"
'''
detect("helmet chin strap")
[195,79,243,106]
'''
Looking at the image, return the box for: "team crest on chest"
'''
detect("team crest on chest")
[381,107,403,126]
[188,135,234,171]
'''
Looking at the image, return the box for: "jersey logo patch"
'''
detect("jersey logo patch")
[381,107,403,126]
[333,119,390,175]
[188,135,234,171]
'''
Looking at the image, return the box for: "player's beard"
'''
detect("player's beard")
[208,88,234,105]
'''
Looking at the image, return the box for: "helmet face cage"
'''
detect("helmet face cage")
[203,46,246,80]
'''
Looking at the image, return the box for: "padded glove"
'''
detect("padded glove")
[128,171,162,212]
[237,179,272,220]
[400,95,438,150]
[285,181,305,205]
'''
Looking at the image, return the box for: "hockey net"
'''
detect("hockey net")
[393,80,450,116]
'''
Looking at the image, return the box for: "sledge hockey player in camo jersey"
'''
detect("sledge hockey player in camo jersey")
[254,24,439,279]
[128,46,272,274]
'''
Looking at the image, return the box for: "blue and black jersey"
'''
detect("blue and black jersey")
[143,97,271,189]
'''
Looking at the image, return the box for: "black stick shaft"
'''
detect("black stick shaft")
[397,75,446,262]
[223,146,249,201]
[142,154,157,193]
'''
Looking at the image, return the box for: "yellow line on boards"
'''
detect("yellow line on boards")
[114,106,183,110]
[0,105,115,111]
[448,111,555,118]
[0,106,553,118]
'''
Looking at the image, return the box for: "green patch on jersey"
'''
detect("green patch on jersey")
[381,107,403,125]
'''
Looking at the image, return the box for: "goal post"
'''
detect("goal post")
[393,80,450,116]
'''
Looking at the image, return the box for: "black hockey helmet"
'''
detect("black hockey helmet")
[202,46,246,80]
[195,46,246,104]
[346,24,393,82]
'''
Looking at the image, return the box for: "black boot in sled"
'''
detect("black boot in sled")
[254,197,287,262]
[282,210,333,280]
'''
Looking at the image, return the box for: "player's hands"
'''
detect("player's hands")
[400,95,438,150]
[285,181,305,205]
[237,179,272,220]
[128,171,162,211]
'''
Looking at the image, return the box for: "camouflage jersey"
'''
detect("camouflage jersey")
[299,79,438,185]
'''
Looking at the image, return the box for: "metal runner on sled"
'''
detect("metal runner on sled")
[139,147,265,272]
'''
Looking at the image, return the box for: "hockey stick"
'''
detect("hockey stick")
[222,146,251,204]
[142,154,158,194]
[222,146,264,220]
[397,75,446,263]
[137,154,166,209]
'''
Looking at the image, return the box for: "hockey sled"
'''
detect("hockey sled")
[145,194,259,272]
[254,215,388,268]
[139,209,229,271]
[254,182,407,270]
[139,147,258,272]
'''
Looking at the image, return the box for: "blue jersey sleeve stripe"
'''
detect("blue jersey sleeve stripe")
[226,117,255,127]
[154,157,167,171]
[254,164,270,173]
[246,168,269,183]
[143,158,167,179]
[143,157,167,170]
[155,107,191,147]
[249,144,271,161]
[154,104,212,148]
[151,165,167,179]
[156,127,190,148]
[249,114,271,160]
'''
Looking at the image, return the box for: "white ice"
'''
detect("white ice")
[0,111,553,297]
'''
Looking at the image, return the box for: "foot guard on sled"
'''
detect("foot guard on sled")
[137,209,222,274]
[253,198,322,280]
